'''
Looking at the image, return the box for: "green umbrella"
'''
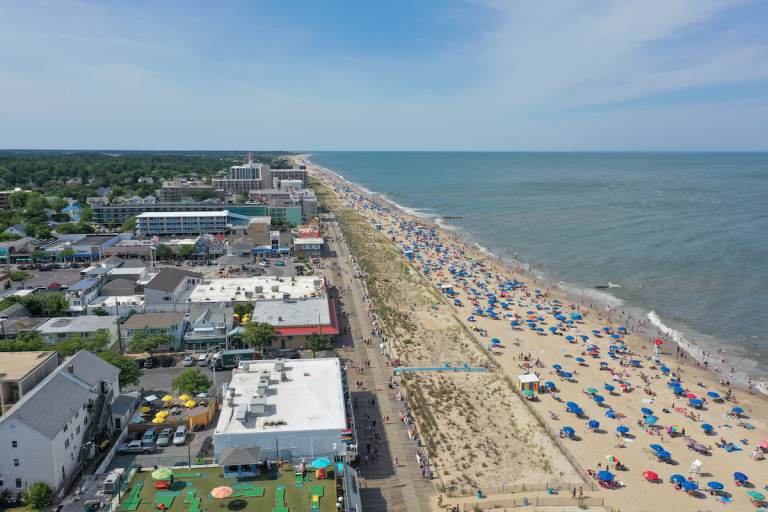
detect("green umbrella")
[152,468,173,480]
[522,389,535,398]
[746,490,765,501]
[585,387,599,395]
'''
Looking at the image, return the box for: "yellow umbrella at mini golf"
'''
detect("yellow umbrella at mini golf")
[161,395,174,402]
[184,400,197,408]
[178,394,192,402]
[156,410,169,417]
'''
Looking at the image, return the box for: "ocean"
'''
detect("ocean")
[309,151,768,387]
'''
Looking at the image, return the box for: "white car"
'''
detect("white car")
[172,426,187,446]
[182,355,195,367]
[196,354,208,366]
[156,428,173,447]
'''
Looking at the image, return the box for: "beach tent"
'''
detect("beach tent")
[517,373,540,393]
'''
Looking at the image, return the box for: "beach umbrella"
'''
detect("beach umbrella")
[616,425,629,434]
[491,338,501,345]
[660,366,670,373]
[139,406,151,414]
[654,338,664,345]
[560,371,573,379]
[151,417,164,424]
[585,387,599,394]
[566,401,579,411]
[184,400,196,408]
[707,481,724,491]
[682,480,698,492]
[161,394,174,402]
[178,394,192,401]
[610,334,621,339]
[605,409,616,418]
[670,474,686,484]
[605,455,619,463]
[597,471,614,482]
[643,471,658,482]
[588,420,600,429]
[575,357,586,363]
[760,439,768,450]
[730,407,744,415]
[544,381,556,389]
[603,383,615,392]
[522,389,535,399]
[701,423,714,433]
[656,450,671,460]
[210,486,233,499]
[593,395,605,404]
[565,335,575,342]
[645,415,658,425]
[553,364,562,370]
[733,472,748,482]
[312,457,332,469]
[650,444,664,452]
[562,426,575,436]
[152,468,173,480]
[548,327,558,333]
[746,491,765,501]
[592,330,600,335]
[706,391,720,399]
[641,407,653,415]
[688,398,703,408]
[685,393,697,399]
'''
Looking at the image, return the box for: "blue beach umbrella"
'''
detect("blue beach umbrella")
[580,335,590,341]
[597,471,614,482]
[587,420,600,429]
[731,407,744,415]
[565,335,575,342]
[681,480,698,491]
[566,401,579,410]
[707,391,720,399]
[610,334,621,339]
[670,474,686,484]
[549,327,558,334]
[733,472,748,482]
[645,415,659,425]
[616,425,629,434]
[604,383,615,392]
[593,395,605,404]
[701,423,714,433]
[544,381,556,390]
[491,338,501,346]
[641,407,653,415]
[553,364,562,370]
[311,457,332,469]
[650,444,664,452]
[562,426,575,436]
[707,481,724,491]
[575,357,585,363]
[689,398,704,408]
[605,408,616,418]
[560,371,573,379]
[656,450,671,460]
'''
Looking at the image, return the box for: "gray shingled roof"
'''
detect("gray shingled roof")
[146,268,202,292]
[0,350,119,439]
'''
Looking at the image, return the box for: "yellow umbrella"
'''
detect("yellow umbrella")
[139,406,151,413]
[151,417,164,424]
[161,395,174,402]
[178,394,192,402]
[184,400,197,408]
[156,410,169,418]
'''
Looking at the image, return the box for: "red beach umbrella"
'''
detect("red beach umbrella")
[654,339,664,345]
[643,471,659,482]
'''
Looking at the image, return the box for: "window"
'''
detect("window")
[64,424,68,432]
[65,439,70,449]
[76,425,80,435]
[15,478,22,488]
[13,458,19,467]
[11,440,18,448]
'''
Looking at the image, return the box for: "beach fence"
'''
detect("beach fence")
[454,495,608,511]
[444,482,589,499]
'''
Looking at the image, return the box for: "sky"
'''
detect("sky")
[1,0,767,151]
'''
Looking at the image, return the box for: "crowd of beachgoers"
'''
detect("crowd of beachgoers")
[312,163,768,511]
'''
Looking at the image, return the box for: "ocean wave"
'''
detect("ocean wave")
[555,281,625,307]
[608,282,622,288]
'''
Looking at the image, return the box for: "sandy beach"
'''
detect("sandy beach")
[309,160,768,512]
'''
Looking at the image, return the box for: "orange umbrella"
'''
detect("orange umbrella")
[210,486,233,499]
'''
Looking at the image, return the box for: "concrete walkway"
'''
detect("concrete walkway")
[322,217,436,512]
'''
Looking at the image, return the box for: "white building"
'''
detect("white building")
[144,268,202,307]
[213,358,352,462]
[35,316,120,349]
[0,351,120,493]
[136,210,250,236]
[187,276,326,303]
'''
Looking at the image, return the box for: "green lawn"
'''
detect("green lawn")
[121,466,336,512]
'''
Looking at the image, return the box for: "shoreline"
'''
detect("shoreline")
[304,155,766,396]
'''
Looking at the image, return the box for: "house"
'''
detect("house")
[0,237,35,264]
[61,203,82,222]
[122,312,187,348]
[0,351,59,415]
[3,224,27,238]
[293,237,324,256]
[35,316,120,350]
[194,234,226,256]
[0,351,120,493]
[244,296,339,349]
[144,268,202,307]
[183,305,233,350]
[66,278,103,312]
[0,304,49,341]
[142,195,157,204]
[100,255,124,270]
[110,391,140,432]
[213,358,353,462]
[86,197,110,208]
[99,279,137,297]
[138,177,155,185]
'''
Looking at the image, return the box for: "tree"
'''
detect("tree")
[9,271,30,282]
[92,307,109,316]
[25,482,53,510]
[233,302,254,318]
[122,215,137,232]
[0,331,45,352]
[178,244,196,258]
[242,322,276,354]
[58,248,75,262]
[172,367,212,395]
[22,292,68,316]
[99,351,142,388]
[155,244,173,260]
[128,329,174,353]
[305,334,334,355]
[55,329,111,357]
[31,250,49,262]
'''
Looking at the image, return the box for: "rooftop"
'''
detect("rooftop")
[294,237,324,245]
[216,358,346,435]
[250,297,335,330]
[0,351,57,381]
[120,465,337,512]
[36,315,118,334]
[146,268,202,292]
[123,312,186,330]
[188,276,325,303]
[137,210,229,218]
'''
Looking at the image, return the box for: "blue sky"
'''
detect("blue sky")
[1,0,767,150]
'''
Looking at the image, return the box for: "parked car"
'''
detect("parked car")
[143,357,157,369]
[140,429,156,449]
[16,264,27,270]
[274,261,285,267]
[172,426,187,446]
[117,440,155,455]
[156,428,173,447]
[196,354,208,367]
[133,358,146,368]
[159,355,175,367]
[182,355,195,367]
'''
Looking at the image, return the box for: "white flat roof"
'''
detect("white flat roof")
[108,267,146,275]
[137,211,229,218]
[37,315,118,334]
[89,296,145,308]
[250,297,331,327]
[294,237,324,245]
[518,373,540,383]
[188,276,325,303]
[215,358,346,435]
